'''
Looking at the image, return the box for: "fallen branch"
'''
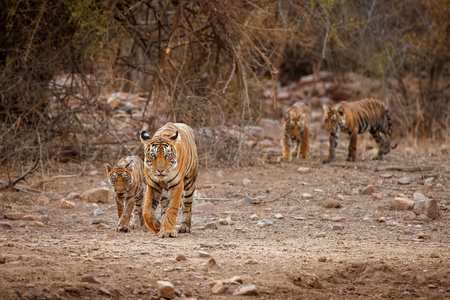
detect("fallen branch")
[375,165,434,172]
[266,189,295,203]
[0,158,40,191]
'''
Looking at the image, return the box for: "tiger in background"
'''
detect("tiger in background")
[105,156,146,232]
[322,98,396,163]
[279,102,311,161]
[140,122,198,238]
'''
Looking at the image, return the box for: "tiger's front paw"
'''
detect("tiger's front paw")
[116,224,130,233]
[322,157,336,164]
[158,229,178,238]
[346,157,356,162]
[178,225,191,234]
[277,156,291,162]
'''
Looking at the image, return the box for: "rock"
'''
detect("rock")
[413,192,428,202]
[233,284,258,296]
[93,208,104,216]
[82,187,110,203]
[34,221,45,227]
[156,281,175,299]
[242,179,251,186]
[274,213,284,219]
[430,252,441,259]
[204,222,219,230]
[60,200,75,209]
[390,197,415,211]
[297,167,311,173]
[260,118,283,141]
[323,198,341,208]
[378,217,386,223]
[250,214,259,221]
[99,287,111,295]
[318,256,327,262]
[228,276,244,284]
[380,173,392,178]
[81,274,101,284]
[36,206,47,214]
[38,215,49,223]
[361,185,375,195]
[199,251,210,258]
[0,222,12,229]
[218,217,232,225]
[332,223,343,231]
[398,177,411,185]
[176,254,187,261]
[193,202,215,211]
[23,215,39,220]
[4,212,26,220]
[257,219,273,227]
[211,281,225,294]
[337,194,345,201]
[413,193,440,220]
[91,218,108,225]
[402,213,416,222]
[302,193,313,199]
[415,214,430,222]
[372,193,383,200]
[245,126,264,139]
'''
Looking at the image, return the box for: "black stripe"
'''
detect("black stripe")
[184,190,195,198]
[167,179,182,190]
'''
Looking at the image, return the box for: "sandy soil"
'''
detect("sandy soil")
[1,142,449,300]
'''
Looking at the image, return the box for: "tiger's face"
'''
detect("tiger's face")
[105,163,133,197]
[283,111,306,138]
[323,104,346,133]
[140,131,178,180]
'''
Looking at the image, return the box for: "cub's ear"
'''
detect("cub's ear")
[338,107,345,116]
[169,131,178,141]
[322,104,329,113]
[140,131,152,142]
[105,163,113,174]
[301,112,306,120]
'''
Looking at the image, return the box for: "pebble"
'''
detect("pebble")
[156,280,175,299]
[199,250,211,258]
[0,222,12,229]
[60,200,75,209]
[378,217,386,223]
[34,221,45,227]
[314,189,324,193]
[91,218,108,225]
[372,193,383,200]
[430,252,441,259]
[274,213,284,219]
[218,217,233,225]
[228,276,244,284]
[99,287,111,295]
[294,216,306,220]
[380,173,392,178]
[66,192,81,200]
[193,202,215,211]
[81,274,101,283]
[415,214,430,222]
[257,219,273,227]
[337,194,345,201]
[93,208,104,216]
[361,185,375,195]
[332,223,343,231]
[211,281,225,294]
[297,167,311,173]
[204,222,219,230]
[82,187,110,203]
[398,177,411,185]
[38,215,49,223]
[36,206,47,214]
[4,212,26,220]
[242,179,251,186]
[315,232,326,238]
[23,215,39,220]
[322,198,342,209]
[250,214,259,221]
[318,256,327,262]
[390,197,414,211]
[233,284,258,296]
[302,193,313,199]
[176,254,187,261]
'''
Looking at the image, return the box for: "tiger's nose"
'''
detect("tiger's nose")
[157,169,165,174]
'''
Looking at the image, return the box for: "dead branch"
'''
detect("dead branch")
[375,166,435,172]
[0,158,40,191]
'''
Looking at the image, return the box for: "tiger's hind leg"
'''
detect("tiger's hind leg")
[346,131,358,162]
[117,196,134,232]
[158,185,183,238]
[130,194,143,229]
[298,127,309,159]
[323,131,338,163]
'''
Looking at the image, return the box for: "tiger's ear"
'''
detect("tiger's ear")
[338,107,345,116]
[169,131,178,141]
[124,161,132,170]
[322,104,329,114]
[105,163,114,174]
[301,112,306,120]
[140,131,152,143]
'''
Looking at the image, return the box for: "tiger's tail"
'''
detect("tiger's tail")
[382,110,397,154]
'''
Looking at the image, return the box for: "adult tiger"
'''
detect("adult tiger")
[279,102,311,161]
[140,123,198,238]
[105,156,145,232]
[322,98,396,163]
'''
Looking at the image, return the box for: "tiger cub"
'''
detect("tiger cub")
[322,98,396,163]
[105,155,145,232]
[140,122,198,238]
[279,102,311,161]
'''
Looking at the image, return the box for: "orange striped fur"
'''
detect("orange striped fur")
[279,102,311,161]
[323,98,395,163]
[105,156,145,232]
[140,123,198,238]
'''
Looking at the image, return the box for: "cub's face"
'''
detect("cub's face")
[105,163,132,196]
[283,111,306,137]
[140,131,178,179]
[323,104,345,132]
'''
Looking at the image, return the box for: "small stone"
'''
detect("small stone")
[361,185,375,195]
[323,198,341,209]
[81,274,101,284]
[60,200,75,209]
[218,217,232,225]
[211,281,225,294]
[66,192,81,200]
[23,215,39,220]
[380,173,392,178]
[4,212,26,220]
[250,214,259,221]
[372,193,383,200]
[91,218,108,225]
[315,232,326,238]
[81,187,110,203]
[274,213,284,219]
[93,208,104,216]
[390,197,415,211]
[193,202,215,211]
[38,215,49,223]
[99,287,111,295]
[297,167,311,173]
[228,276,244,284]
[36,206,47,214]
[337,194,345,201]
[424,177,434,186]
[413,197,440,220]
[413,192,428,202]
[0,222,12,229]
[204,222,219,229]
[199,251,211,258]
[302,193,313,199]
[176,254,187,261]
[430,252,440,259]
[314,189,324,193]
[294,216,306,220]
[331,216,345,222]
[34,221,45,227]
[415,214,430,222]
[398,177,411,185]
[332,223,343,231]
[318,256,327,262]
[257,219,273,227]
[242,179,251,186]
[233,284,258,296]
[156,281,175,299]
[402,213,416,222]
[378,217,386,223]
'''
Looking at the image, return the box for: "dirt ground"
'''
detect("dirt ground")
[1,139,449,300]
